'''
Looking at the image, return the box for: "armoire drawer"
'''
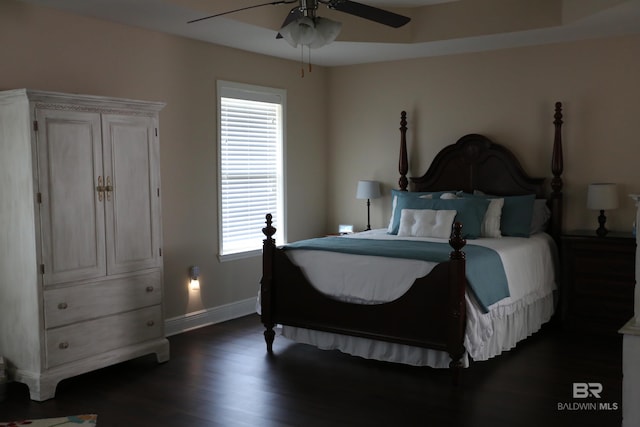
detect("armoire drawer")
[46,305,163,368]
[44,269,162,328]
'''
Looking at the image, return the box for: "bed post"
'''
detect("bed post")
[399,111,409,191]
[549,102,564,243]
[261,214,276,353]
[448,222,467,385]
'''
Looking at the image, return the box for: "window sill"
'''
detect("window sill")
[218,248,262,263]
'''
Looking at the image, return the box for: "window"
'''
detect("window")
[217,81,285,259]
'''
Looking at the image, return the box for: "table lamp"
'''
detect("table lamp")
[587,183,618,237]
[356,180,381,231]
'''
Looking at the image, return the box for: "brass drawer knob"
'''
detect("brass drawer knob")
[59,342,69,350]
[146,286,154,292]
[146,320,155,327]
[58,302,68,310]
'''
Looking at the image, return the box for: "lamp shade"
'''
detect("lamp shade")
[356,180,381,199]
[309,17,342,48]
[280,16,342,49]
[587,183,619,210]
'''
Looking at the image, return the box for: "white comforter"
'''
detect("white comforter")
[275,229,558,368]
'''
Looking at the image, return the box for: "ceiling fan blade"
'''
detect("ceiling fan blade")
[187,0,296,24]
[276,7,304,39]
[327,0,410,28]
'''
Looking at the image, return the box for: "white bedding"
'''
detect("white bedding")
[272,229,558,368]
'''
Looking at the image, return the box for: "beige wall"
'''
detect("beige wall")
[2,0,640,324]
[0,0,328,320]
[327,35,640,235]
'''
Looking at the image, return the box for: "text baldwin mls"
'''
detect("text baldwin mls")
[557,383,619,411]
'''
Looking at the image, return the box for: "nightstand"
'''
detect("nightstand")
[561,230,636,334]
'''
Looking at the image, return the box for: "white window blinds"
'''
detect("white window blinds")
[218,81,285,258]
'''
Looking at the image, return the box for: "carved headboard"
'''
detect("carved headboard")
[396,103,564,241]
[410,133,546,197]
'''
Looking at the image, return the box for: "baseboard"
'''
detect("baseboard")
[164,297,257,337]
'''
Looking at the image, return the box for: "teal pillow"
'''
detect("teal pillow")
[461,192,536,237]
[500,194,536,237]
[390,188,457,201]
[389,196,490,238]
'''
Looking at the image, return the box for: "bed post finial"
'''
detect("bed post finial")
[550,102,564,242]
[399,111,408,191]
[261,214,276,353]
[262,213,276,243]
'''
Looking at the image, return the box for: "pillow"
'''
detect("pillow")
[439,192,459,200]
[530,199,551,234]
[481,198,504,238]
[466,192,536,237]
[389,196,490,238]
[386,189,458,233]
[397,209,457,238]
[500,194,536,237]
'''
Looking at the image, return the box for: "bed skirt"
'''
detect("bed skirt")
[278,291,555,368]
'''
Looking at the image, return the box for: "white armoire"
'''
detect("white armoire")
[0,89,169,401]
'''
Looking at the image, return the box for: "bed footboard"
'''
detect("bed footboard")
[260,215,467,382]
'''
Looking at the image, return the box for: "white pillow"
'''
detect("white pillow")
[387,195,399,233]
[397,209,457,239]
[387,191,459,233]
[482,198,504,238]
[439,192,459,200]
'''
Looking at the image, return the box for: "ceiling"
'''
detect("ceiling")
[19,0,640,66]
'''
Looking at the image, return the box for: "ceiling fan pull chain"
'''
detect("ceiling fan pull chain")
[308,47,312,73]
[300,45,305,78]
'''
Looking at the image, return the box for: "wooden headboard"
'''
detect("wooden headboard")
[397,103,564,241]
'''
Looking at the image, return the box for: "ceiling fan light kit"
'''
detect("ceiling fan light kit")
[189,0,410,45]
[189,0,410,75]
[279,16,342,48]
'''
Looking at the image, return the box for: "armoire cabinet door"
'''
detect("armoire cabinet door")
[102,114,161,275]
[37,109,106,286]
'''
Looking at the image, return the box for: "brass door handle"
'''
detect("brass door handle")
[105,176,113,201]
[96,176,105,202]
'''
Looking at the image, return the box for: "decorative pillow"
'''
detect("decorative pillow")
[481,198,504,238]
[397,209,457,238]
[467,191,536,237]
[387,189,458,233]
[388,196,490,238]
[500,194,536,237]
[439,192,459,200]
[530,199,551,234]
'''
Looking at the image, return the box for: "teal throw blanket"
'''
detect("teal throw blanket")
[284,237,509,313]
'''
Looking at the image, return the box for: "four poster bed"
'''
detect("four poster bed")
[260,103,565,381]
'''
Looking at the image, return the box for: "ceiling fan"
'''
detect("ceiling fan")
[188,0,411,47]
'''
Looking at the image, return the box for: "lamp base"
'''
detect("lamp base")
[365,198,371,231]
[596,210,608,237]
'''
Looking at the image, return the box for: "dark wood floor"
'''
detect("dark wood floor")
[0,315,622,426]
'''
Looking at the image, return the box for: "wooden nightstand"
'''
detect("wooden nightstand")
[561,230,636,334]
